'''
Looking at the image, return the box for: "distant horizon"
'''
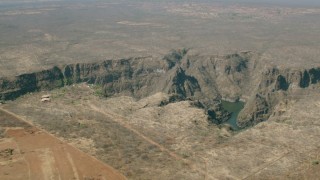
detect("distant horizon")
[1,0,320,7]
[227,0,320,7]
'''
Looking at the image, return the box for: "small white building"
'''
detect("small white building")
[41,95,51,102]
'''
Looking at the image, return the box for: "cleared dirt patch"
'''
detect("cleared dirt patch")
[0,108,126,180]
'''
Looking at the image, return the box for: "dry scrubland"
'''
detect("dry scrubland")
[0,83,318,179]
[0,1,320,76]
[0,104,125,180]
[0,0,320,179]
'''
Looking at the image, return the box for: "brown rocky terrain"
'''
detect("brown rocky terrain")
[0,1,320,179]
[0,49,319,179]
[0,108,125,180]
[0,79,319,179]
[1,50,319,127]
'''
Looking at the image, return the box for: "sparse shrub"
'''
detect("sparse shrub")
[312,160,319,165]
[78,123,88,129]
[181,151,191,158]
[92,84,105,97]
[63,78,73,85]
[0,127,5,138]
[0,95,5,104]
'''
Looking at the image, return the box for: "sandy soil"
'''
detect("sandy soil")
[0,108,126,180]
[1,84,319,179]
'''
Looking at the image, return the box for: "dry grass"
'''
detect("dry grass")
[0,84,318,179]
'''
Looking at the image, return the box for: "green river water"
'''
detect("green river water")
[221,100,245,130]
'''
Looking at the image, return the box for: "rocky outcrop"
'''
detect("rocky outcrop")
[166,67,201,97]
[190,99,231,124]
[237,67,320,127]
[0,66,64,100]
[163,48,188,70]
[1,50,319,127]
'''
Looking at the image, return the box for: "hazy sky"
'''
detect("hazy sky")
[1,0,320,6]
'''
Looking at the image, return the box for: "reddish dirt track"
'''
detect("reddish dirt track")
[0,108,126,180]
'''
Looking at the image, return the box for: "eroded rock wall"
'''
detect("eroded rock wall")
[237,67,320,127]
[1,50,319,127]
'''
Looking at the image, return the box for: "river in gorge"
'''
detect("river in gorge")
[221,100,245,130]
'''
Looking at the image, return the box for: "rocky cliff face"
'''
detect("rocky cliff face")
[237,67,320,127]
[1,50,319,127]
[0,66,64,100]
